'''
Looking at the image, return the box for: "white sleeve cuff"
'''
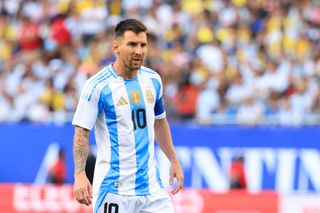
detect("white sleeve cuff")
[155,111,166,119]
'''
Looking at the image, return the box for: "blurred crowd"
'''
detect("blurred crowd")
[1,0,320,125]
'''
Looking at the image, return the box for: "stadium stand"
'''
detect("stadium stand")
[0,0,320,125]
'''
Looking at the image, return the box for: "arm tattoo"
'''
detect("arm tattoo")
[73,126,90,175]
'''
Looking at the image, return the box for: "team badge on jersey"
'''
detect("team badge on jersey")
[146,89,154,104]
[130,91,141,105]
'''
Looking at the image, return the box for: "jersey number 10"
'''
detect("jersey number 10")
[131,108,147,130]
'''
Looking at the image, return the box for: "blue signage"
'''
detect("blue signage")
[1,123,320,192]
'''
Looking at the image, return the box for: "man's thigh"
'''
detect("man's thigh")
[140,189,174,213]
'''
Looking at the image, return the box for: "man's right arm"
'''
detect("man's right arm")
[73,126,93,206]
[74,126,90,174]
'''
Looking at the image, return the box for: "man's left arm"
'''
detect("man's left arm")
[154,118,184,195]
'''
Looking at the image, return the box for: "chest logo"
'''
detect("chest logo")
[116,96,128,106]
[146,89,154,104]
[130,91,141,105]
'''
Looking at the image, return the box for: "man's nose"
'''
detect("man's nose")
[134,46,143,55]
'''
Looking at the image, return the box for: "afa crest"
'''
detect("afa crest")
[146,89,154,104]
[130,91,141,105]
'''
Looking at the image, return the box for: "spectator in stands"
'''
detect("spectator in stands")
[17,15,42,62]
[173,71,198,121]
[0,9,16,64]
[196,78,220,124]
[236,93,264,125]
[78,0,108,44]
[51,14,71,47]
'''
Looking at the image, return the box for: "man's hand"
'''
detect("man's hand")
[169,160,184,195]
[74,172,93,206]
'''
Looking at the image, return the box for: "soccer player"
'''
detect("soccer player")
[72,18,184,213]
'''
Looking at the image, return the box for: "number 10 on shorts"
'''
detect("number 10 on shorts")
[104,202,119,213]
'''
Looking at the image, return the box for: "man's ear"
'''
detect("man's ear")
[113,40,119,54]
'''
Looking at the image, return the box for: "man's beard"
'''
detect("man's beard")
[127,59,143,71]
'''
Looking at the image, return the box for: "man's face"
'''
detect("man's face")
[114,30,148,71]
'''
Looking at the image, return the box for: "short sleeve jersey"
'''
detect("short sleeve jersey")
[72,64,165,199]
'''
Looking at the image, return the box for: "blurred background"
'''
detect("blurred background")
[0,0,320,212]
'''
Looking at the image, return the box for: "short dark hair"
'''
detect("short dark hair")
[114,18,147,38]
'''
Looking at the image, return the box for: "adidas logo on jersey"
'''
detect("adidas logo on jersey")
[116,97,128,106]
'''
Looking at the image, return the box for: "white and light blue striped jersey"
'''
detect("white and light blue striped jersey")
[72,64,166,204]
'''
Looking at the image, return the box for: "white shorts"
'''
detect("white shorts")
[93,188,174,213]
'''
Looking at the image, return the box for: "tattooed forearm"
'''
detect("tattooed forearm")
[73,126,90,175]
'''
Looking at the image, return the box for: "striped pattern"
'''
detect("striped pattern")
[72,65,166,211]
[81,66,116,101]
